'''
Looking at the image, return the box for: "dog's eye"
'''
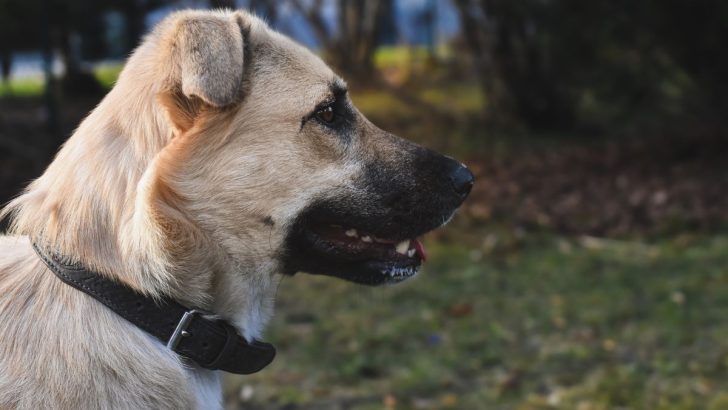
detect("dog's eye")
[316,105,336,123]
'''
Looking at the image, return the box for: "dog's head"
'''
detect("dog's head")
[135,10,473,287]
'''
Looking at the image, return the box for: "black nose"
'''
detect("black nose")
[449,162,475,198]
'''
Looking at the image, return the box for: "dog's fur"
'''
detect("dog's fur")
[0,9,470,409]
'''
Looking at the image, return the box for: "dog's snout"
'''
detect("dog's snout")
[448,161,474,199]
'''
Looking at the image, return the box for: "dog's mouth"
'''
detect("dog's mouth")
[312,224,426,269]
[284,220,430,286]
[281,153,472,286]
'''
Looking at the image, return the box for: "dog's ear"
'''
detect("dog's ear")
[174,14,245,107]
[160,13,245,132]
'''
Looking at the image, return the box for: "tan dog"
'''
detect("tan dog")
[0,9,472,409]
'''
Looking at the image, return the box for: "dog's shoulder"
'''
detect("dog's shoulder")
[0,235,202,410]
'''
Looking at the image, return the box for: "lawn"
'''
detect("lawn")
[0,77,44,97]
[0,63,123,97]
[224,232,728,409]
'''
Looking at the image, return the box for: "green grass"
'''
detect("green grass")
[374,45,454,69]
[375,46,430,68]
[0,46,428,98]
[0,77,44,97]
[352,85,483,120]
[225,230,728,409]
[93,63,123,89]
[0,63,123,97]
[351,84,485,157]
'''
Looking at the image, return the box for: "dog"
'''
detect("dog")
[0,9,473,409]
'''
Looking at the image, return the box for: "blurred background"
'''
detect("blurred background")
[1,0,728,408]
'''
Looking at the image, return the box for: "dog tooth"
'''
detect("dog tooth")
[345,229,358,237]
[395,240,410,255]
[407,249,415,257]
[361,235,372,242]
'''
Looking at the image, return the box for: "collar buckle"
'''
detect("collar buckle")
[167,308,208,351]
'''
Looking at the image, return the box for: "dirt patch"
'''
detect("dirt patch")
[464,133,728,237]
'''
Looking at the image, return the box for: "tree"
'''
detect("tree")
[454,0,728,131]
[51,0,173,95]
[290,0,394,79]
[651,0,728,122]
[454,0,583,129]
[0,0,41,84]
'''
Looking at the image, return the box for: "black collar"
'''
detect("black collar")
[32,242,275,375]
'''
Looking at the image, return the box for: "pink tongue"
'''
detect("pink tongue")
[413,239,427,262]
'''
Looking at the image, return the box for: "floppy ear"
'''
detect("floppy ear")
[174,14,245,107]
[159,14,245,133]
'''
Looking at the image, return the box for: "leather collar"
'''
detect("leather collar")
[32,242,275,375]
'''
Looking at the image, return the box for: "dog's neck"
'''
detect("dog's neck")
[1,40,279,340]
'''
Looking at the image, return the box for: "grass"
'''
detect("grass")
[352,84,483,120]
[93,63,123,89]
[0,77,44,97]
[225,229,728,409]
[351,83,485,158]
[0,63,123,97]
[0,46,436,98]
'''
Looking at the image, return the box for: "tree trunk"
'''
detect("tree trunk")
[454,0,576,129]
[0,49,10,85]
[121,0,145,53]
[41,0,60,148]
[292,0,385,80]
[453,0,501,121]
